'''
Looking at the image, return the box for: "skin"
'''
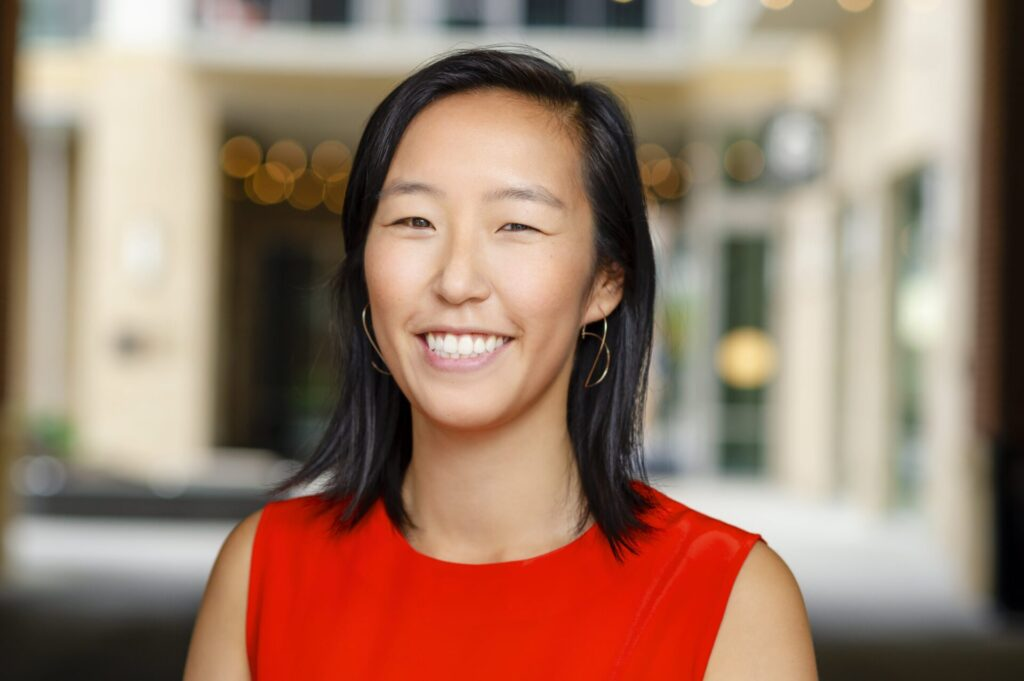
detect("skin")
[183,88,818,680]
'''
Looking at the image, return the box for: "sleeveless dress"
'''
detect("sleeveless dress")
[246,480,764,680]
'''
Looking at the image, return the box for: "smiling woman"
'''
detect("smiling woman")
[183,44,817,681]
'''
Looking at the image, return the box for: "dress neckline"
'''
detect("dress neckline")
[373,495,603,573]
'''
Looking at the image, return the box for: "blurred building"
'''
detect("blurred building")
[6,0,995,621]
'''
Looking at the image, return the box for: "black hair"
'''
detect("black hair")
[270,43,660,562]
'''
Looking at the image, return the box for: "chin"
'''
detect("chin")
[419,401,513,431]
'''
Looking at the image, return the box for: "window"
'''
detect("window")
[19,0,96,41]
[446,0,483,28]
[525,0,646,30]
[717,236,773,474]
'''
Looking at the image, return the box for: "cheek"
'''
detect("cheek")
[364,231,427,311]
[491,241,593,325]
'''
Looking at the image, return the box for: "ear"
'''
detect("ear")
[583,261,625,326]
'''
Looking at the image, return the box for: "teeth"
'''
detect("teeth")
[423,332,511,360]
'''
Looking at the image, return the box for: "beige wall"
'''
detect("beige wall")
[830,0,988,601]
[66,51,220,483]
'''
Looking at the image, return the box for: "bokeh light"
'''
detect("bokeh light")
[311,140,351,182]
[651,158,692,199]
[723,139,766,182]
[246,161,293,204]
[287,169,325,211]
[265,139,307,181]
[219,135,262,179]
[323,176,348,214]
[715,327,778,389]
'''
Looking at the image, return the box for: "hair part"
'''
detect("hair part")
[270,43,660,563]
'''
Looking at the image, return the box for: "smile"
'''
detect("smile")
[416,332,514,372]
[424,332,511,359]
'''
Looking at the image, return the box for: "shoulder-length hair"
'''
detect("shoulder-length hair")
[270,44,660,562]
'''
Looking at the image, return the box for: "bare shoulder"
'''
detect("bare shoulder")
[702,539,819,681]
[182,508,264,681]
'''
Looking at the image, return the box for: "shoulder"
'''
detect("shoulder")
[183,508,265,681]
[702,540,819,680]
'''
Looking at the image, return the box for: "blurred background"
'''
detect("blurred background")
[0,0,1022,678]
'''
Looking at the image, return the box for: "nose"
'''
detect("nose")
[432,224,491,305]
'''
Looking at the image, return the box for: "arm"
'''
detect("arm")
[182,509,263,681]
[703,540,819,680]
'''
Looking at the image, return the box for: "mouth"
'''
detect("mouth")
[418,331,514,360]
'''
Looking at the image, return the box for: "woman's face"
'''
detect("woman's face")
[364,88,622,429]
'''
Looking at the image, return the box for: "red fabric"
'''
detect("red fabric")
[246,480,764,680]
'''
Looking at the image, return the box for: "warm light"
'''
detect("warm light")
[311,140,351,182]
[220,136,262,179]
[907,0,940,11]
[760,0,793,9]
[266,139,307,181]
[837,0,873,11]
[647,158,673,185]
[248,162,293,204]
[637,142,669,164]
[715,327,778,389]
[690,0,719,6]
[243,174,267,205]
[638,143,670,187]
[651,158,692,200]
[723,140,765,183]
[323,177,348,214]
[288,169,325,211]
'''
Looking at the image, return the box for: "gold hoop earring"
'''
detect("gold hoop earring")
[361,303,392,376]
[580,316,611,388]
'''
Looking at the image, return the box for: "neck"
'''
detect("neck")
[400,385,591,564]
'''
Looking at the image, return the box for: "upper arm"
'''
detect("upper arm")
[702,540,819,681]
[183,509,263,681]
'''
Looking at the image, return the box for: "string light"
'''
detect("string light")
[220,136,261,179]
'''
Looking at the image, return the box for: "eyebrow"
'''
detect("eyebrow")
[377,180,567,210]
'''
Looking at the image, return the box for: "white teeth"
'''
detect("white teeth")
[443,334,458,354]
[423,332,511,359]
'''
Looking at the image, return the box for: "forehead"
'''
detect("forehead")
[384,89,586,204]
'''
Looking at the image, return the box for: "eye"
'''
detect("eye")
[500,223,537,233]
[392,216,433,229]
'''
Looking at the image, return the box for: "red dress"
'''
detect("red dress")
[246,480,764,680]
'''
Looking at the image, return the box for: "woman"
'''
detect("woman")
[184,45,817,680]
